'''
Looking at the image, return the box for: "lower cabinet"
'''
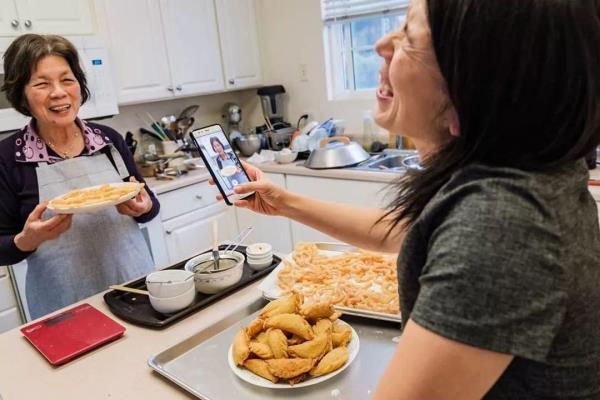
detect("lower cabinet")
[0,265,23,332]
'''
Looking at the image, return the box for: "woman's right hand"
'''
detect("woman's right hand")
[14,203,73,252]
[209,161,291,216]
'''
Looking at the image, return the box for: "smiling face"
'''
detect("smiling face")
[374,0,456,154]
[24,55,81,129]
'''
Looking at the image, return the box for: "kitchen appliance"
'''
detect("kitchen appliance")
[233,134,261,157]
[0,36,118,132]
[255,85,293,150]
[224,102,243,139]
[305,136,370,169]
[20,303,125,365]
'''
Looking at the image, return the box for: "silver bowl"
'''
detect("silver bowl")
[234,134,262,157]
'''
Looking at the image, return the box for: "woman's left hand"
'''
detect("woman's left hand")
[116,178,152,217]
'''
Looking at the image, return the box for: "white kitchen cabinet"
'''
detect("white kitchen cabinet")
[0,265,23,333]
[286,175,392,244]
[215,0,262,89]
[0,0,93,36]
[163,204,238,265]
[235,173,293,253]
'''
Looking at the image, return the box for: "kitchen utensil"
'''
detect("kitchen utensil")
[268,126,295,150]
[304,136,370,169]
[125,131,138,156]
[246,242,274,271]
[184,251,245,294]
[402,154,424,170]
[145,270,195,298]
[140,127,166,142]
[149,285,196,314]
[211,220,219,271]
[178,104,200,120]
[109,285,149,296]
[234,134,262,156]
[223,226,254,254]
[146,112,169,140]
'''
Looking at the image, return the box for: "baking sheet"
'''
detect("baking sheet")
[148,298,402,400]
[259,242,402,323]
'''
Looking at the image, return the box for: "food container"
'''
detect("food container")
[184,251,245,294]
[246,243,273,271]
[273,149,298,164]
[305,136,370,169]
[149,285,196,314]
[145,269,195,298]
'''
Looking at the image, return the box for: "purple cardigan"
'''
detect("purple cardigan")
[0,120,160,265]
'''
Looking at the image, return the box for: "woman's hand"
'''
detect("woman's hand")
[116,177,152,217]
[14,203,73,252]
[209,161,291,216]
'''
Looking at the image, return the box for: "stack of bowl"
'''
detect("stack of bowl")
[246,243,274,270]
[184,251,245,294]
[145,270,196,314]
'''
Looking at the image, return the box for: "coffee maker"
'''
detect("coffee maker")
[256,85,294,150]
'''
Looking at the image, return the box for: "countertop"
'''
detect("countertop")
[0,280,265,400]
[144,168,212,195]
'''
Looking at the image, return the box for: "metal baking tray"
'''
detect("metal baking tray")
[148,298,402,399]
[259,242,402,323]
[103,246,280,329]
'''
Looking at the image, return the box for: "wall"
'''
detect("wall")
[251,0,383,139]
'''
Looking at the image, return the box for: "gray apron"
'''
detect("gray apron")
[26,146,154,319]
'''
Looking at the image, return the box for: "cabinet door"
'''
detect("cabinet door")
[286,175,391,244]
[163,205,238,265]
[159,0,225,96]
[0,1,20,36]
[96,0,173,104]
[235,173,293,253]
[215,0,262,89]
[18,0,93,35]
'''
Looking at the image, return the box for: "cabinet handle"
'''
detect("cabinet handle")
[175,85,182,91]
[195,195,203,200]
[228,79,235,85]
[10,19,19,28]
[167,86,174,92]
[24,19,32,28]
[165,230,172,235]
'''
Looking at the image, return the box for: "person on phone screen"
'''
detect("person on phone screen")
[210,136,245,190]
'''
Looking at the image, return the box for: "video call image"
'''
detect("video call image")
[195,129,249,196]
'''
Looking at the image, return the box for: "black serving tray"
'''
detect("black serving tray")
[103,245,280,329]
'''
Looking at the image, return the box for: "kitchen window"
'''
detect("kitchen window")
[322,0,409,100]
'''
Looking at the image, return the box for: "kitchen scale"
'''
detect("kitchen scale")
[20,303,126,366]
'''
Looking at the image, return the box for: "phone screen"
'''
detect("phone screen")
[190,125,252,201]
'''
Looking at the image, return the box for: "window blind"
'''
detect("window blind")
[321,0,410,23]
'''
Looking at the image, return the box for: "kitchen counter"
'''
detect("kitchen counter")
[144,168,211,195]
[0,281,264,400]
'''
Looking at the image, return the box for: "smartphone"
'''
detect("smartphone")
[189,124,254,205]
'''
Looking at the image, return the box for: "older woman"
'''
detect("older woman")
[213,0,600,397]
[0,34,160,319]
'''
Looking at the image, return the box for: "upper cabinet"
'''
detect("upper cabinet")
[96,0,262,105]
[215,0,262,90]
[0,0,93,36]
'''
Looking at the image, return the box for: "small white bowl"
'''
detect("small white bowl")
[274,150,298,164]
[184,251,245,294]
[247,258,273,271]
[246,243,273,257]
[146,269,195,298]
[149,285,196,314]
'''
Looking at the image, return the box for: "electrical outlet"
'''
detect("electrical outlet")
[299,63,308,82]
[302,110,316,122]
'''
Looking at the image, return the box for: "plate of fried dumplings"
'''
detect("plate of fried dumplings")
[47,182,144,214]
[228,293,360,388]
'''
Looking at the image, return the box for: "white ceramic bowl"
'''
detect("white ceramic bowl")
[149,284,196,314]
[247,257,273,271]
[145,269,195,298]
[184,251,245,294]
[274,150,298,164]
[246,242,273,257]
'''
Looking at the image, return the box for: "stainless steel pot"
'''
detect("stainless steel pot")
[304,136,370,169]
[234,134,261,156]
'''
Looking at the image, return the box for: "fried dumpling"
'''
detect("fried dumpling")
[288,373,308,386]
[266,329,288,359]
[331,323,352,348]
[245,318,264,339]
[266,358,315,379]
[259,292,303,318]
[287,334,304,345]
[232,329,250,366]
[265,313,314,340]
[288,333,330,359]
[249,341,273,359]
[312,319,333,336]
[300,302,335,322]
[309,347,349,377]
[255,331,268,345]
[243,359,278,383]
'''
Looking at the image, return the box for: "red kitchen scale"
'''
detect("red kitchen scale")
[20,303,126,366]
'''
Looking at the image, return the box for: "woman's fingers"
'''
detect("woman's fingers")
[42,214,71,231]
[51,214,73,235]
[28,202,48,221]
[234,180,270,195]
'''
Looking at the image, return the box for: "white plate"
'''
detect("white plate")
[47,182,143,214]
[228,320,360,389]
[258,242,402,323]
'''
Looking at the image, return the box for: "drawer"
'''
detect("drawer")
[158,182,219,221]
[0,307,21,333]
[0,273,16,311]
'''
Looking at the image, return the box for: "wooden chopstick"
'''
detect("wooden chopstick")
[109,285,149,295]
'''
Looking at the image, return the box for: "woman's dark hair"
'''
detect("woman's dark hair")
[383,0,600,231]
[210,136,225,152]
[1,34,90,116]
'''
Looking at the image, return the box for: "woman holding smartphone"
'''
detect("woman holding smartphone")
[212,0,600,398]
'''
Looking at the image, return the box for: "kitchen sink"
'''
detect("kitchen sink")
[353,150,419,173]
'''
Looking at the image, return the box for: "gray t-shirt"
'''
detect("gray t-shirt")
[397,160,600,399]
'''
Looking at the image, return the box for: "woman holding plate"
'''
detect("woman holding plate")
[0,34,159,319]
[212,0,600,397]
